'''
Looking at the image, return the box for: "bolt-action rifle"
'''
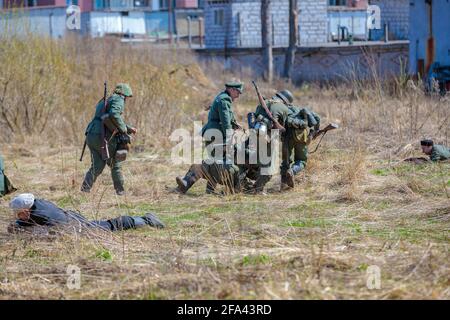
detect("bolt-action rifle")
[252,81,286,133]
[100,82,110,160]
[308,123,339,153]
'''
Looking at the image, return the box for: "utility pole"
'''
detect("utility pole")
[168,0,173,45]
[261,0,273,83]
[284,0,298,79]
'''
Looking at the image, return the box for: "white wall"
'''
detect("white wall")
[89,11,146,37]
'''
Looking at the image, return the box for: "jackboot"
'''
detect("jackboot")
[285,168,295,188]
[176,164,203,194]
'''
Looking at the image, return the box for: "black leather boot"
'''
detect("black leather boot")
[176,165,202,194]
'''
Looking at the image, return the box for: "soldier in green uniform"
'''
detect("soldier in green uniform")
[281,106,321,189]
[250,90,293,193]
[176,137,257,195]
[81,83,137,196]
[420,139,450,161]
[0,154,16,197]
[201,82,243,153]
[176,161,242,195]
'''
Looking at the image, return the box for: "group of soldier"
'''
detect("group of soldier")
[176,81,322,195]
[1,82,449,234]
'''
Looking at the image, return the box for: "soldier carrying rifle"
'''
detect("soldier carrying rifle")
[81,83,137,196]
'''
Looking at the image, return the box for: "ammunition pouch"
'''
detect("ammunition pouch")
[115,133,132,162]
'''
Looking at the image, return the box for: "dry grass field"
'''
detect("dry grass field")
[0,35,449,300]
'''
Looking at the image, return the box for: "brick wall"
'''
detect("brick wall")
[298,0,328,45]
[204,1,233,48]
[205,0,330,49]
[370,0,409,40]
[205,0,291,49]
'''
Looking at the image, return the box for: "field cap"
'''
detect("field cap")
[10,193,35,212]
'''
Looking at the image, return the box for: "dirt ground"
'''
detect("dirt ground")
[0,125,448,299]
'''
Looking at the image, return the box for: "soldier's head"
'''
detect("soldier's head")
[420,139,433,155]
[225,81,244,100]
[9,193,35,221]
[114,83,133,100]
[275,89,294,105]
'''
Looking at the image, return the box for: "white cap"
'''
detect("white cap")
[9,193,35,212]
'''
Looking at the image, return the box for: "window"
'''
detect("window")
[214,9,224,26]
[159,0,169,9]
[329,0,347,6]
[134,0,149,7]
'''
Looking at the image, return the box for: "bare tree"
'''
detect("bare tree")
[284,0,298,79]
[261,0,273,83]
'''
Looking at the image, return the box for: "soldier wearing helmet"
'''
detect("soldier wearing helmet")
[281,106,321,190]
[81,83,137,196]
[250,89,293,194]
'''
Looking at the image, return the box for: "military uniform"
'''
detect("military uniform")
[430,144,450,161]
[81,84,134,195]
[252,94,291,193]
[201,82,243,149]
[0,154,16,197]
[281,106,321,188]
[176,161,242,194]
[176,135,258,194]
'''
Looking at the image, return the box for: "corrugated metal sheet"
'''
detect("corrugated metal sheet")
[409,0,450,75]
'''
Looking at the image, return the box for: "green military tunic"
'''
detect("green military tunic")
[202,91,239,143]
[0,154,15,197]
[82,93,133,193]
[281,106,320,177]
[430,144,450,161]
[251,97,290,192]
[254,98,290,128]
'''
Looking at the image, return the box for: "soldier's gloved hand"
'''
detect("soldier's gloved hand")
[128,127,138,135]
[314,123,320,132]
[306,112,318,128]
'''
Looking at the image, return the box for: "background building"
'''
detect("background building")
[408,0,450,91]
[0,0,204,39]
[204,0,410,49]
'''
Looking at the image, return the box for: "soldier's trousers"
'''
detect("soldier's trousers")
[82,134,124,192]
[281,138,308,176]
[61,211,149,232]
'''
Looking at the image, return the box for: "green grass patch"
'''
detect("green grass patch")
[362,200,392,211]
[285,218,334,228]
[345,222,363,234]
[24,248,39,258]
[56,195,82,208]
[288,201,339,214]
[370,168,390,176]
[95,249,113,262]
[241,254,271,266]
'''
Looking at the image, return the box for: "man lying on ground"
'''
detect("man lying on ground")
[404,140,450,164]
[7,193,165,233]
[420,139,450,162]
